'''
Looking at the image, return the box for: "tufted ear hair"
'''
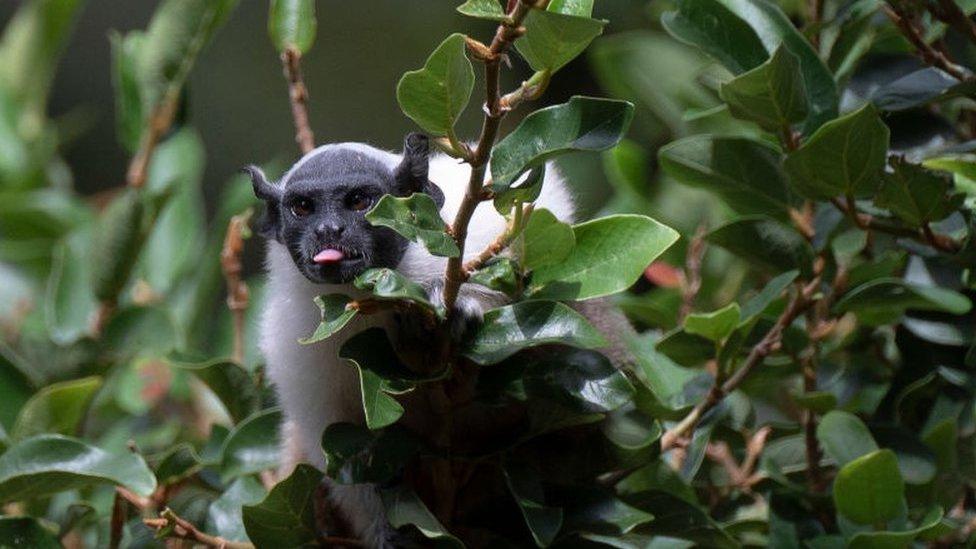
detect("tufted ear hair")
[242,164,283,240]
[394,132,444,208]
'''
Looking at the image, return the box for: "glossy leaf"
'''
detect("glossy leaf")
[684,303,740,342]
[169,355,259,423]
[0,435,157,502]
[269,0,316,54]
[154,443,202,485]
[321,423,421,485]
[366,193,459,257]
[355,268,437,312]
[242,464,323,548]
[456,0,506,21]
[719,45,807,132]
[468,258,519,294]
[516,10,605,73]
[491,96,634,189]
[872,68,976,111]
[833,449,905,526]
[877,157,963,227]
[396,33,473,136]
[382,485,464,548]
[659,135,794,222]
[518,348,636,413]
[833,278,972,322]
[207,476,266,543]
[816,410,878,466]
[848,507,944,549]
[339,328,424,429]
[661,0,767,75]
[504,463,563,547]
[784,104,889,200]
[299,294,358,344]
[739,270,799,325]
[530,214,679,300]
[519,208,575,270]
[11,376,101,441]
[220,408,282,481]
[463,301,608,364]
[706,216,814,275]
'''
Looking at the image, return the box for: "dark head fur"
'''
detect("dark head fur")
[245,133,444,284]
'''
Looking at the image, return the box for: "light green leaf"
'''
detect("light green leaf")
[877,156,963,227]
[549,0,595,15]
[464,301,608,365]
[220,408,282,482]
[168,354,259,423]
[207,477,267,543]
[456,0,507,21]
[355,268,437,312]
[833,278,972,323]
[816,410,878,466]
[706,216,814,276]
[530,214,679,300]
[299,294,358,344]
[784,104,889,200]
[504,463,563,547]
[242,464,323,548]
[516,10,605,73]
[11,376,101,441]
[661,0,768,75]
[109,30,145,153]
[519,208,575,270]
[382,485,464,549]
[366,193,459,257]
[793,391,837,414]
[45,227,97,345]
[468,259,519,295]
[0,435,157,502]
[684,303,740,342]
[269,0,316,54]
[719,44,807,132]
[833,449,905,526]
[396,33,474,136]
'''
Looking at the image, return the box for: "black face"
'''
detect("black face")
[245,133,444,284]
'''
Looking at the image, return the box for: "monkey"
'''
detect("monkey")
[246,133,635,547]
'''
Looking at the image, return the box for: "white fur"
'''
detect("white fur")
[259,143,575,546]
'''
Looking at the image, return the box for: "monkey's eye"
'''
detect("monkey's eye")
[290,197,313,218]
[347,191,372,212]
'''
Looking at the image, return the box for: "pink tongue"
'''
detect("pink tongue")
[313,248,345,264]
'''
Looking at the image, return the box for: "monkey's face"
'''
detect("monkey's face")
[245,134,443,285]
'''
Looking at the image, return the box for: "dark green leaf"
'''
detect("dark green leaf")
[684,303,740,342]
[154,443,202,485]
[468,259,519,295]
[519,208,575,270]
[109,30,144,153]
[90,188,144,301]
[833,449,905,526]
[719,45,807,131]
[706,216,815,275]
[355,268,437,312]
[784,104,889,200]
[504,463,563,547]
[833,278,972,323]
[102,305,178,357]
[268,0,316,54]
[207,477,266,543]
[871,68,976,111]
[396,33,473,136]
[816,410,878,466]
[321,423,421,485]
[622,491,737,548]
[661,0,768,75]
[11,376,101,441]
[530,214,679,300]
[659,135,794,222]
[0,435,157,502]
[520,348,636,413]
[45,228,97,345]
[463,301,608,364]
[655,329,715,367]
[220,408,282,481]
[877,157,963,227]
[603,140,653,201]
[299,294,358,344]
[847,507,944,549]
[366,193,459,257]
[169,355,259,423]
[242,464,323,548]
[491,96,634,189]
[516,10,605,73]
[0,350,34,432]
[382,485,464,548]
[0,517,60,549]
[456,0,506,21]
[739,270,799,325]
[793,391,837,414]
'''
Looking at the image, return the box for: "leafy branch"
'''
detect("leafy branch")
[829,196,962,253]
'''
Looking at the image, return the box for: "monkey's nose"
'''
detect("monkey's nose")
[315,222,344,239]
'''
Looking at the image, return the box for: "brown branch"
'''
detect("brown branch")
[462,203,533,274]
[127,92,180,189]
[661,278,821,451]
[282,47,316,155]
[678,225,707,322]
[145,508,254,549]
[221,210,253,364]
[830,196,962,253]
[883,4,969,80]
[931,0,976,48]
[705,426,771,492]
[109,490,126,549]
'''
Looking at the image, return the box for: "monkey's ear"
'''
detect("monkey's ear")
[242,164,283,240]
[394,132,445,208]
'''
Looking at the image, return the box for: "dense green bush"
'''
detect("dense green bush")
[0,0,974,547]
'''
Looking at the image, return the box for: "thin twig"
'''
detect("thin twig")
[661,278,821,451]
[931,0,976,48]
[678,225,707,322]
[830,196,962,253]
[282,47,316,155]
[145,508,255,549]
[462,203,533,274]
[883,4,969,80]
[109,491,126,549]
[221,210,253,365]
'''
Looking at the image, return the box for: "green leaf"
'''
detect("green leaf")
[396,33,473,136]
[456,0,507,21]
[365,193,459,257]
[102,305,179,358]
[549,0,594,15]
[793,391,837,414]
[154,443,202,485]
[504,463,563,547]
[706,216,814,275]
[0,435,157,502]
[0,350,34,432]
[268,0,316,54]
[833,279,972,324]
[518,348,636,413]
[168,355,259,423]
[603,140,653,201]
[877,157,963,227]
[719,45,807,132]
[463,301,608,364]
[207,477,267,543]
[622,491,738,548]
[872,68,976,111]
[848,507,944,549]
[659,135,794,222]
[299,294,358,344]
[519,208,575,270]
[468,259,519,294]
[491,96,634,191]
[220,408,282,481]
[816,410,878,466]
[0,517,60,549]
[784,104,889,200]
[684,303,740,342]
[530,214,679,300]
[833,449,905,526]
[739,270,799,325]
[661,0,768,75]
[321,423,421,485]
[516,10,605,73]
[90,188,144,301]
[45,227,97,346]
[242,464,323,548]
[11,376,101,441]
[109,30,145,153]
[355,268,437,312]
[656,329,715,367]
[382,485,464,548]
